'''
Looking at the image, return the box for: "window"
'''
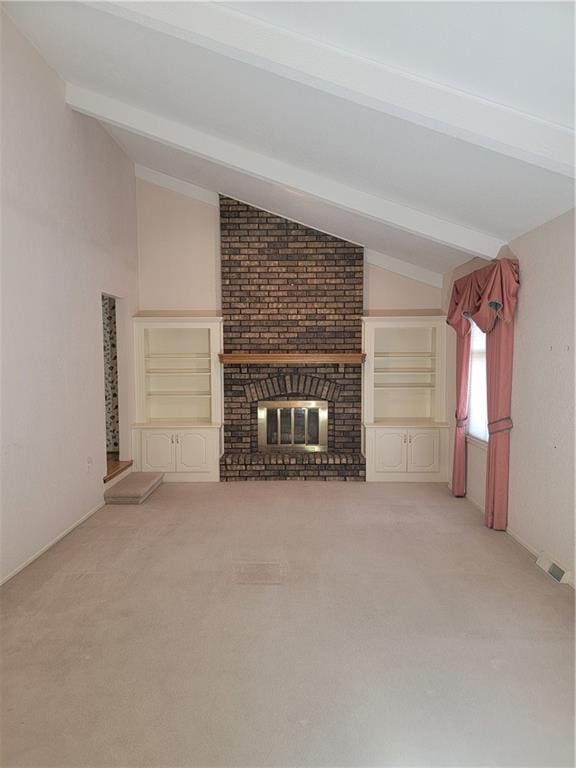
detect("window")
[467,320,488,442]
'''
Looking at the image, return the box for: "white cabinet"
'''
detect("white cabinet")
[136,428,219,481]
[132,316,223,482]
[176,431,210,473]
[366,426,445,481]
[407,430,440,473]
[141,430,175,473]
[374,429,407,472]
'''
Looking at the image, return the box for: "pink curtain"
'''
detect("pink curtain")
[447,257,520,528]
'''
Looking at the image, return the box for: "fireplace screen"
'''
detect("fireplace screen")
[257,400,328,452]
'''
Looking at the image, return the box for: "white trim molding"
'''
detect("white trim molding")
[0,502,105,585]
[66,84,504,260]
[135,165,219,206]
[366,250,444,288]
[465,434,489,452]
[92,1,575,178]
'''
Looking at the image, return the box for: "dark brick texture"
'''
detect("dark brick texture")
[220,196,363,353]
[219,197,364,480]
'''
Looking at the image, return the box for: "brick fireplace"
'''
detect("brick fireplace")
[219,197,365,480]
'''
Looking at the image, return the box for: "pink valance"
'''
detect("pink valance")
[447,258,519,337]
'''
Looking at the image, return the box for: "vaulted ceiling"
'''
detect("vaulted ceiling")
[5,1,575,280]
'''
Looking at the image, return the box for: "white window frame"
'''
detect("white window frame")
[467,320,488,443]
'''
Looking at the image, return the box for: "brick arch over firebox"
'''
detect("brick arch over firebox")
[243,374,342,403]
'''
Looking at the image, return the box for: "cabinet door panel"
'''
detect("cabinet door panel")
[176,431,209,472]
[141,431,174,472]
[408,430,439,473]
[374,430,407,472]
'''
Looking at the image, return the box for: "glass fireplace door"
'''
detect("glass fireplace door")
[258,400,328,452]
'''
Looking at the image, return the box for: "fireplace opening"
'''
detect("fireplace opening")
[257,400,328,452]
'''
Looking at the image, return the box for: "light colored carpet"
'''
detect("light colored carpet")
[1,482,574,767]
[103,471,163,504]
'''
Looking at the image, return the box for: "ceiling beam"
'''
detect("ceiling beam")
[91,1,574,178]
[66,84,504,260]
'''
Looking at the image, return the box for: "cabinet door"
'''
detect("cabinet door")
[407,430,439,473]
[141,431,175,472]
[374,429,407,473]
[176,430,211,473]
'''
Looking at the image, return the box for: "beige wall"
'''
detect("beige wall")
[465,440,487,511]
[365,263,441,310]
[136,179,220,310]
[1,15,139,582]
[136,181,441,314]
[507,210,575,573]
[443,213,575,576]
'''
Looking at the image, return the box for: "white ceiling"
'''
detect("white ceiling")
[230,2,575,128]
[114,127,471,275]
[5,1,575,277]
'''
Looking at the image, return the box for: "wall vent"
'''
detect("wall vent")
[536,553,573,585]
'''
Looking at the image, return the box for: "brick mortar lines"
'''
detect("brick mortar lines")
[223,365,362,454]
[220,196,363,354]
[219,197,364,480]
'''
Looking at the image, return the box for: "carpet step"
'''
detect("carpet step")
[104,472,163,505]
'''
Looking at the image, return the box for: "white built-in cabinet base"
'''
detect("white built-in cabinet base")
[132,426,221,482]
[364,425,448,482]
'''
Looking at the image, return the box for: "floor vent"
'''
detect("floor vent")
[548,563,565,582]
[536,553,571,585]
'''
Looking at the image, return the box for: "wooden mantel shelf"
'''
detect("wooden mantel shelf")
[219,353,365,364]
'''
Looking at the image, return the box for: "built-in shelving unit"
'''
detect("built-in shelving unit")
[132,316,223,481]
[371,323,441,421]
[363,316,448,482]
[141,326,214,422]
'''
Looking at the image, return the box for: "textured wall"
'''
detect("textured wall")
[137,179,221,310]
[442,213,575,577]
[365,261,441,310]
[1,15,138,582]
[507,210,575,575]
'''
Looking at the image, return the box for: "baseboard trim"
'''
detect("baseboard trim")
[0,500,105,586]
[466,493,484,513]
[506,526,539,559]
[506,527,574,588]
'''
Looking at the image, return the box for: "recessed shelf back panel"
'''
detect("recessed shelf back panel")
[145,357,210,372]
[374,327,436,356]
[375,388,432,419]
[147,395,211,421]
[375,355,436,371]
[146,373,211,392]
[145,328,210,356]
[375,371,435,385]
